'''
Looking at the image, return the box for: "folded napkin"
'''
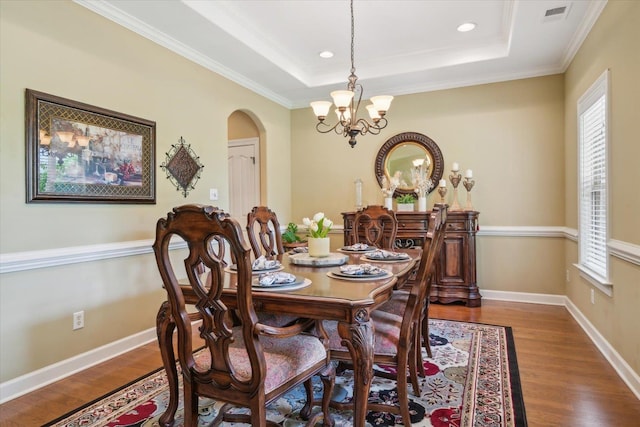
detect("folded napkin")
[366,249,410,260]
[345,243,371,250]
[339,263,385,276]
[252,255,281,270]
[258,272,297,286]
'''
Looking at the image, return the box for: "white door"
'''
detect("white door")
[228,138,260,219]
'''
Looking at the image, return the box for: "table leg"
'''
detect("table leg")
[337,310,374,427]
[156,301,178,427]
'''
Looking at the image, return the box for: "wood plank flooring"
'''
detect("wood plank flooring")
[1,300,639,426]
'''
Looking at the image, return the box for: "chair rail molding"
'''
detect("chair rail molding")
[0,238,186,274]
[608,239,640,266]
[3,226,639,273]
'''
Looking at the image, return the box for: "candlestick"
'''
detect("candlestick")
[449,170,462,210]
[463,176,475,211]
[437,186,448,204]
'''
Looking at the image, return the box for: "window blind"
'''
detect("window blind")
[578,72,608,280]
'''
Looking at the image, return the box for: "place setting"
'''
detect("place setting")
[225,255,284,275]
[327,263,392,281]
[338,242,377,253]
[251,271,311,292]
[360,249,412,263]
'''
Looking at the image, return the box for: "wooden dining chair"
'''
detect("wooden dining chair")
[246,206,285,258]
[351,205,398,249]
[323,204,447,426]
[153,204,334,426]
[377,203,448,371]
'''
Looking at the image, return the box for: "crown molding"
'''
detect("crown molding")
[72,0,292,108]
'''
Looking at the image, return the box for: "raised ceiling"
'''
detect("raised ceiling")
[74,0,607,108]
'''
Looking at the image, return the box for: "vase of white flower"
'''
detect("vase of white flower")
[303,212,333,257]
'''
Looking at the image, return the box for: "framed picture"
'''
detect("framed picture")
[25,89,156,203]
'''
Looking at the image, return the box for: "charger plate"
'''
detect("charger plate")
[251,277,311,292]
[327,270,393,281]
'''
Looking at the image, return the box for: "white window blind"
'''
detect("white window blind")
[578,70,609,282]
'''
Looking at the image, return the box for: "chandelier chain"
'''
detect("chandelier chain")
[350,0,355,76]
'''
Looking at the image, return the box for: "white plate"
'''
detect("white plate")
[251,277,311,292]
[225,265,284,275]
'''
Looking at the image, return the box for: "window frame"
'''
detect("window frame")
[575,69,612,296]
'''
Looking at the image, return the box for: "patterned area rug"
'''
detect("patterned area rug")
[44,319,526,426]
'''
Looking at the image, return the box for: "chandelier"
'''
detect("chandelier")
[310,0,393,148]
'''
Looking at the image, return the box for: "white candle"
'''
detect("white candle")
[452,162,459,172]
[439,179,447,187]
[465,169,473,178]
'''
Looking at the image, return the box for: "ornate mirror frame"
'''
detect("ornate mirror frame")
[375,132,444,197]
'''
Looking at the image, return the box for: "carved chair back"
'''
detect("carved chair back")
[246,206,285,258]
[154,205,334,425]
[352,205,398,249]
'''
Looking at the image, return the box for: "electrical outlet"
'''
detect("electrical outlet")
[590,289,595,305]
[73,311,84,330]
[209,188,218,201]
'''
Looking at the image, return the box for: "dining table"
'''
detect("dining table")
[156,246,421,427]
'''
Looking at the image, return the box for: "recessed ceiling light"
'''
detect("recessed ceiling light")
[319,51,334,59]
[457,22,477,32]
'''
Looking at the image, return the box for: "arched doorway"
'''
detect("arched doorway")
[227,110,263,219]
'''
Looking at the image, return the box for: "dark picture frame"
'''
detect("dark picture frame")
[25,89,156,203]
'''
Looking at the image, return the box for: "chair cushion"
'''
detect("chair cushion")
[377,290,409,316]
[194,328,327,394]
[324,309,404,358]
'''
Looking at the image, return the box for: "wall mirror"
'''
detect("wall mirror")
[375,132,444,197]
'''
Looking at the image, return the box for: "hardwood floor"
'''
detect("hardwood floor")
[1,300,639,426]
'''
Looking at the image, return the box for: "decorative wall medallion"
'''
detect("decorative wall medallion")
[160,136,204,198]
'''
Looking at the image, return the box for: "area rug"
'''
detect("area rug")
[44,319,526,426]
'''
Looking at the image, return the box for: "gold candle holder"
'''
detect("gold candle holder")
[437,186,448,204]
[463,177,475,211]
[449,171,462,210]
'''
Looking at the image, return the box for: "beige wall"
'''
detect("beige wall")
[0,1,291,381]
[563,1,640,375]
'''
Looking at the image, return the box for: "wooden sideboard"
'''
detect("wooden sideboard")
[342,209,481,307]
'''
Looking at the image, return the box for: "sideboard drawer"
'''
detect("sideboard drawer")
[445,221,467,231]
[398,220,428,231]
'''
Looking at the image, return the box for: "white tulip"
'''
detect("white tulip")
[324,218,333,229]
[302,217,311,226]
[310,223,319,232]
[313,212,325,222]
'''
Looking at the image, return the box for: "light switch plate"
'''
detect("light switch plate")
[209,188,218,201]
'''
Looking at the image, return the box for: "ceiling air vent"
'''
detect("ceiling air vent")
[542,5,570,22]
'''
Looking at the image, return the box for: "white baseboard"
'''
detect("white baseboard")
[481,289,566,305]
[564,298,640,400]
[2,291,638,404]
[483,289,640,400]
[0,327,156,404]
